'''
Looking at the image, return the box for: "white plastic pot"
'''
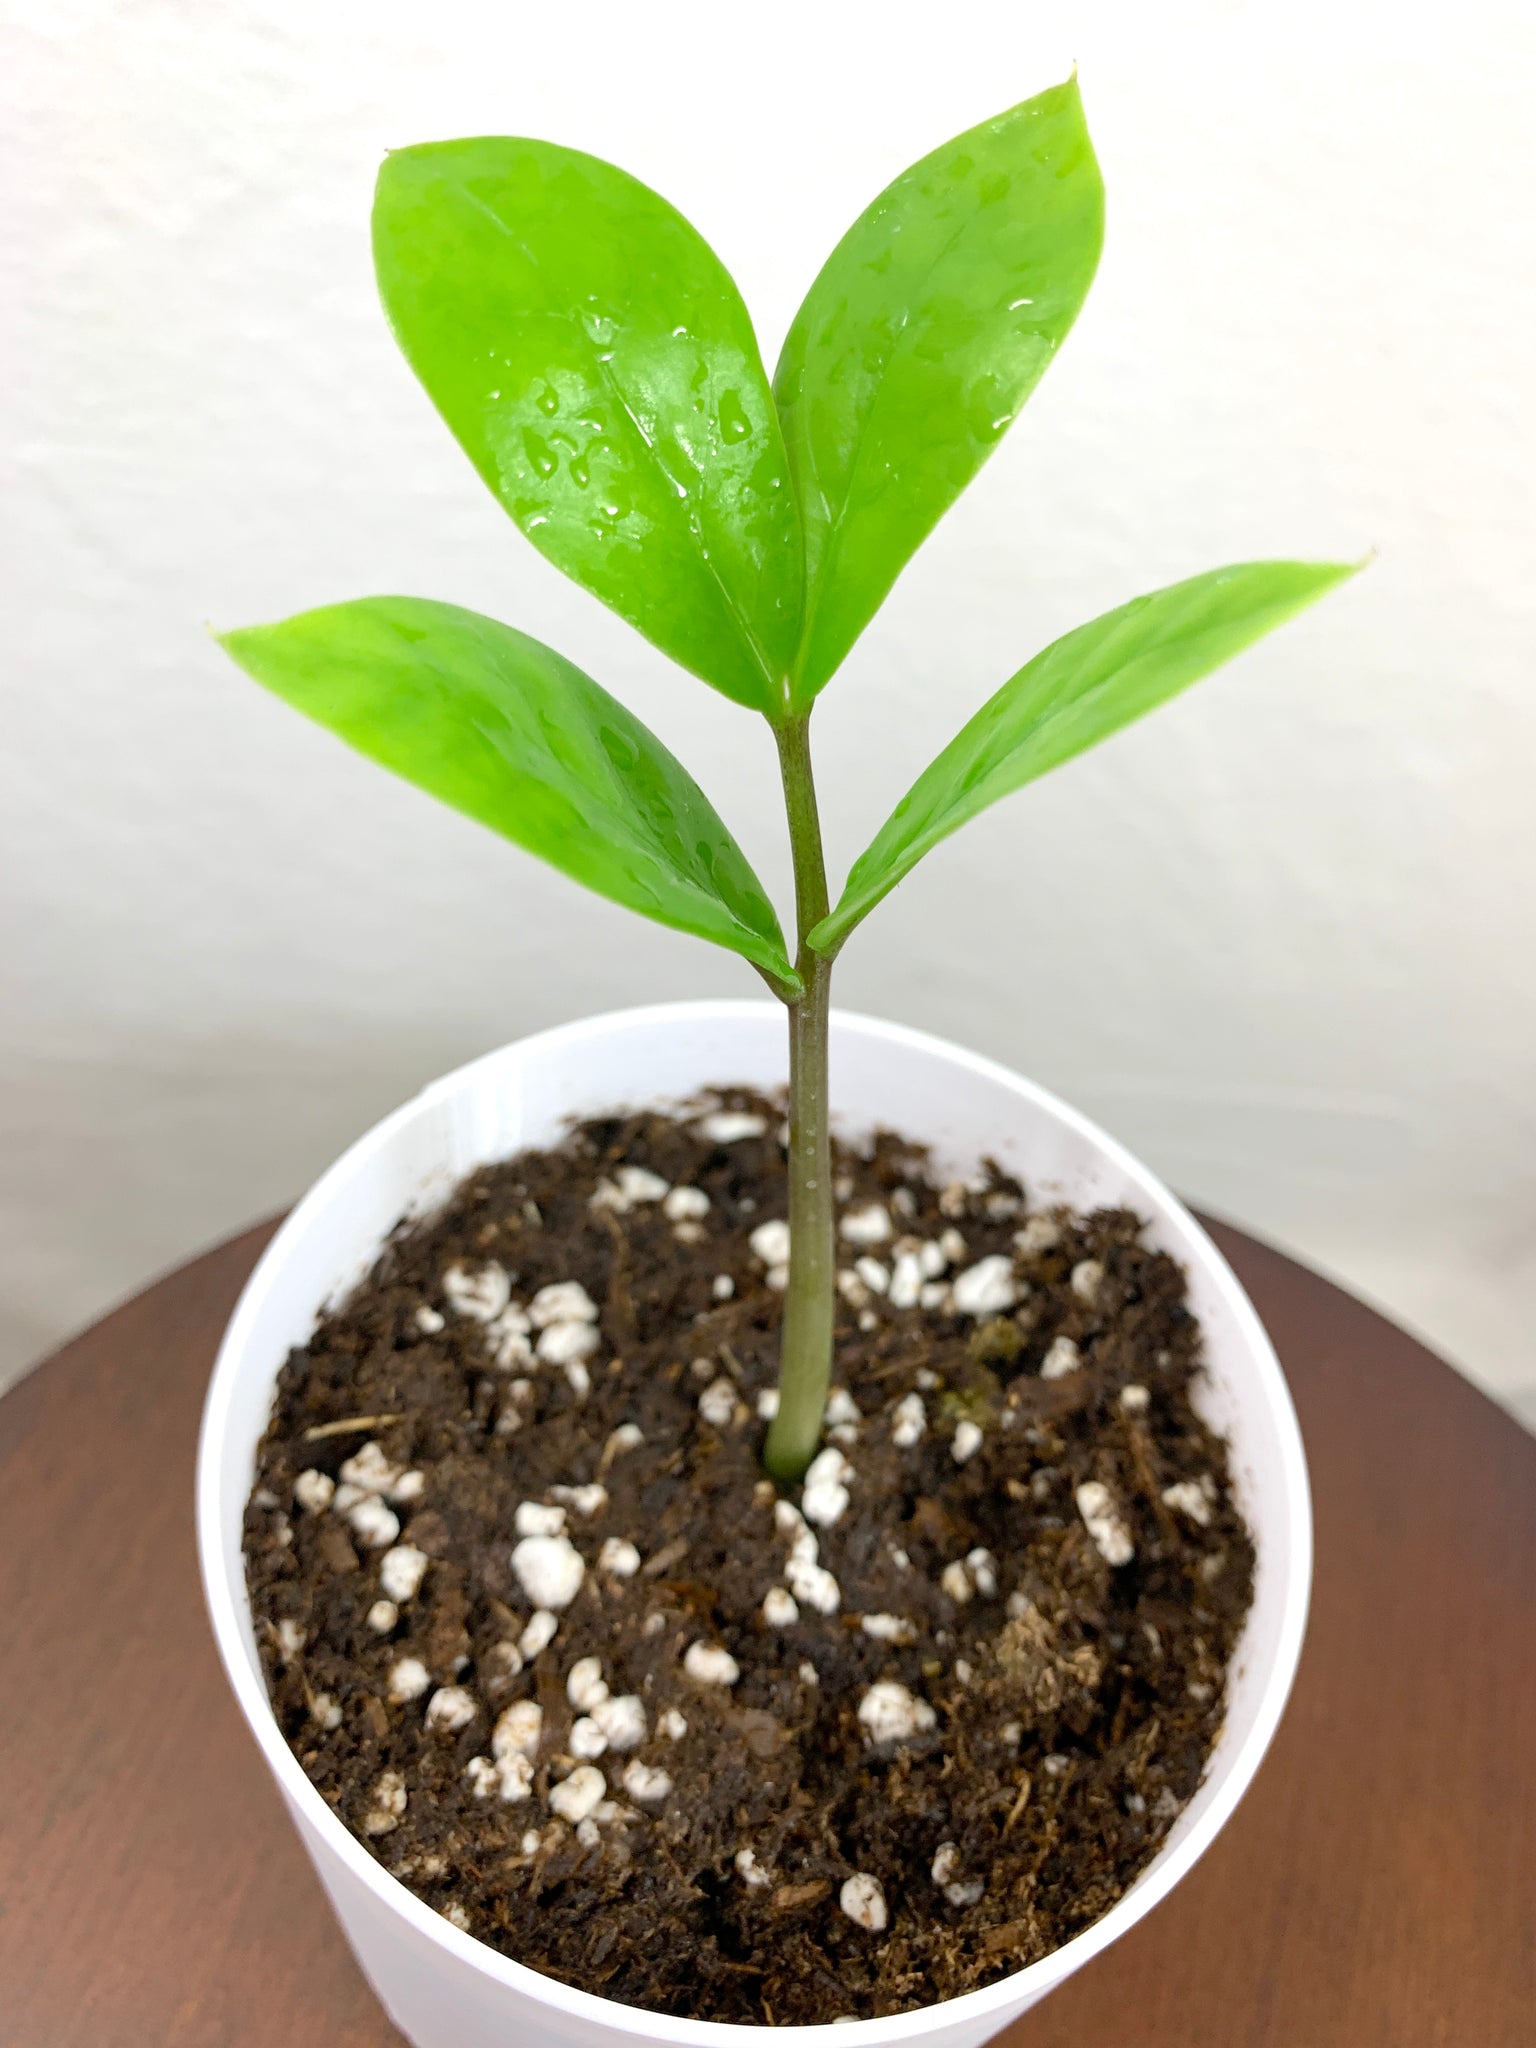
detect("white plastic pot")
[197,1000,1310,2048]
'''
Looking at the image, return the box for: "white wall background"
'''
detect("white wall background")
[3,0,1533,1425]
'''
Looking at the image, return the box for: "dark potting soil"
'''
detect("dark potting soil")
[244,1093,1254,2024]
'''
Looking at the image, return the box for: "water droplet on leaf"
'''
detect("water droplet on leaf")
[718,390,751,444]
[522,428,557,480]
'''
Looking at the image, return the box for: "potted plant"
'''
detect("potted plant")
[199,77,1340,2046]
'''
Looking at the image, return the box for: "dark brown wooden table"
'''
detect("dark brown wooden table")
[1,1219,1531,2045]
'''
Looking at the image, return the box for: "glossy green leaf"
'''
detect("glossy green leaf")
[219,597,798,989]
[810,559,1359,952]
[371,140,801,719]
[775,79,1105,706]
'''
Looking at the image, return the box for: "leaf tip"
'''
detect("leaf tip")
[1308,554,1371,598]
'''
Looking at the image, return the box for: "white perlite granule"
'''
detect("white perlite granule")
[854,1256,889,1296]
[528,1280,599,1327]
[622,1760,673,1803]
[1162,1476,1217,1527]
[519,1609,558,1659]
[493,1699,542,1761]
[566,1361,593,1402]
[683,1641,740,1687]
[424,1686,477,1736]
[1040,1335,1081,1380]
[763,1587,799,1627]
[1076,1480,1135,1565]
[549,1765,606,1824]
[511,1533,586,1609]
[536,1320,599,1367]
[697,1378,737,1428]
[951,1419,983,1465]
[1071,1258,1105,1303]
[387,1656,430,1703]
[839,1872,888,1931]
[857,1681,936,1745]
[891,1392,926,1449]
[951,1255,1017,1316]
[442,1261,511,1322]
[696,1110,766,1142]
[789,1558,840,1614]
[886,1251,923,1309]
[749,1218,791,1267]
[346,1496,400,1549]
[598,1537,642,1577]
[551,1483,608,1518]
[591,1164,670,1212]
[777,1498,841,1614]
[362,1769,407,1836]
[569,1716,608,1760]
[497,1754,535,1802]
[379,1544,429,1603]
[1014,1214,1061,1254]
[735,1847,772,1887]
[837,1268,872,1310]
[592,1695,646,1750]
[930,1839,986,1902]
[464,1756,498,1798]
[839,1203,891,1246]
[940,1559,974,1605]
[966,1546,998,1597]
[801,1445,852,1528]
[566,1657,609,1712]
[292,1468,334,1513]
[487,1304,533,1369]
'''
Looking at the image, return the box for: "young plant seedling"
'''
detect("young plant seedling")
[220,79,1356,1482]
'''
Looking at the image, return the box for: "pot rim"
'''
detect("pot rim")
[197,998,1312,2041]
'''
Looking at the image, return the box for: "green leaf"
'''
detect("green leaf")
[775,78,1105,706]
[219,597,799,989]
[809,559,1360,952]
[373,138,802,719]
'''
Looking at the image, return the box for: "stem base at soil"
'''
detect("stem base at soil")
[764,949,833,1480]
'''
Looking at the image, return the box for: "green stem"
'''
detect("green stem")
[763,714,835,1482]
